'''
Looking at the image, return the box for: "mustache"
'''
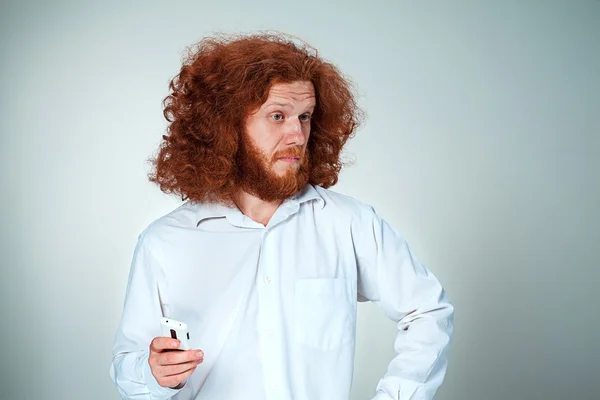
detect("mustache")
[272,147,304,160]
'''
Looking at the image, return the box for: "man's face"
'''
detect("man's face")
[238,80,316,201]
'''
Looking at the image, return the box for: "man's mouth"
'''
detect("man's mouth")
[278,157,300,163]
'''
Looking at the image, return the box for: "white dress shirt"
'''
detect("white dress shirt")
[110,184,454,400]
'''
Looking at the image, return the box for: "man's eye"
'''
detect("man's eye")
[271,114,284,121]
[299,114,312,122]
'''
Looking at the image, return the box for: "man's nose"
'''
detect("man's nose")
[284,119,305,145]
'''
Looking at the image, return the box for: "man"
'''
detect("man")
[110,33,454,400]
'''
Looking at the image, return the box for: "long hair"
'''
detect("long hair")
[148,32,364,205]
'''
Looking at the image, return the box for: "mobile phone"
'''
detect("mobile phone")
[160,317,191,350]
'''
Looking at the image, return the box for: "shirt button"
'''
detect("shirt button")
[269,382,278,390]
[267,329,275,338]
[263,276,272,284]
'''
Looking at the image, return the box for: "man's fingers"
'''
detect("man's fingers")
[156,364,198,388]
[159,360,201,377]
[150,337,180,352]
[157,349,204,366]
[148,337,205,389]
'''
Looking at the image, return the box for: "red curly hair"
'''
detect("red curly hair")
[148,32,364,206]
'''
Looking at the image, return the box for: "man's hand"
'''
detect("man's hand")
[148,337,204,389]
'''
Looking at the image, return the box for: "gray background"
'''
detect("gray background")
[1,1,598,399]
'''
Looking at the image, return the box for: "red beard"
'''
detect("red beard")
[236,135,311,202]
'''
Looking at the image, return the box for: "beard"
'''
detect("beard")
[236,135,311,202]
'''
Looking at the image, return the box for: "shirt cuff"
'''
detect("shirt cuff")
[370,382,421,400]
[141,352,184,398]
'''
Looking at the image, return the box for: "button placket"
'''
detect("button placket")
[257,228,284,399]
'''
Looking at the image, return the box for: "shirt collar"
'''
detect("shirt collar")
[194,201,238,226]
[287,184,325,209]
[193,184,325,226]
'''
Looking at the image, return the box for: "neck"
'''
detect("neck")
[234,190,283,227]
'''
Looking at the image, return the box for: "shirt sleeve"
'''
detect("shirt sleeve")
[109,229,182,400]
[353,206,454,400]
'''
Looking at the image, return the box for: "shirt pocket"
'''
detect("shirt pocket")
[294,278,354,350]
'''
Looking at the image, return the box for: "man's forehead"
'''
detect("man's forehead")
[266,81,316,103]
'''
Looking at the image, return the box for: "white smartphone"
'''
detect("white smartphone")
[160,317,192,350]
